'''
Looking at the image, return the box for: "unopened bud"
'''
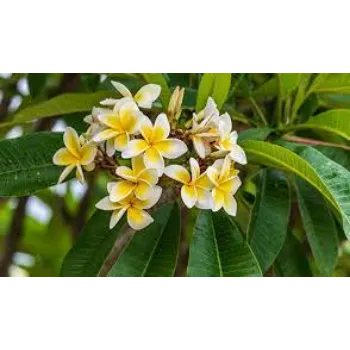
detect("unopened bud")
[168,86,185,122]
[209,150,230,159]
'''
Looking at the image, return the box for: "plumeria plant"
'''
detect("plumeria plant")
[1,73,350,277]
[53,82,245,231]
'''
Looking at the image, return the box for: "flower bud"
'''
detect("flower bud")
[168,86,185,122]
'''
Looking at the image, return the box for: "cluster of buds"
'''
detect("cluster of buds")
[53,81,247,231]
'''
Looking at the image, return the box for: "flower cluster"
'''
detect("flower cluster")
[53,81,247,231]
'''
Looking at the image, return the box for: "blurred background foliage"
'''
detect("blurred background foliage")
[1,73,350,277]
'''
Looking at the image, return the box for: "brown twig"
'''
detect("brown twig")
[0,197,29,276]
[282,134,350,151]
[97,188,176,277]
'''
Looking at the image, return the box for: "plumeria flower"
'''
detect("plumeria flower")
[93,99,143,157]
[165,158,213,209]
[83,107,107,139]
[190,97,220,159]
[100,81,161,109]
[206,156,242,216]
[122,113,188,175]
[109,155,159,202]
[96,185,162,230]
[53,127,97,184]
[214,113,247,165]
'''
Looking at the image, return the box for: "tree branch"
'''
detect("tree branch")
[282,134,350,151]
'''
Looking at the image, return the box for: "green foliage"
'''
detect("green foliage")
[0,132,64,196]
[188,210,262,277]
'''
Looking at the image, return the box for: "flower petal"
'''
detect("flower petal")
[64,127,81,158]
[206,167,220,186]
[134,185,162,209]
[119,101,140,134]
[229,145,247,165]
[212,188,225,212]
[203,97,219,118]
[83,163,95,172]
[195,173,213,191]
[164,165,190,184]
[58,164,75,184]
[144,147,164,176]
[96,196,122,211]
[116,166,135,181]
[223,193,237,216]
[111,81,133,98]
[80,144,97,165]
[107,182,116,194]
[75,164,85,184]
[53,148,77,166]
[138,168,159,185]
[134,84,161,109]
[93,129,119,142]
[121,139,149,158]
[127,207,154,230]
[114,133,129,151]
[189,158,200,182]
[139,117,153,142]
[153,113,170,141]
[219,155,232,181]
[134,182,152,200]
[131,155,146,176]
[217,176,241,193]
[98,113,121,130]
[192,136,206,159]
[110,207,128,229]
[155,139,187,159]
[100,98,119,106]
[195,188,213,210]
[181,185,197,208]
[109,180,136,202]
[106,138,115,157]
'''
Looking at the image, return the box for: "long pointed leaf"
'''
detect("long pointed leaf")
[188,210,262,277]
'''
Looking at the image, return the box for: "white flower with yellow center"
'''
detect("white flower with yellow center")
[190,97,220,159]
[100,81,161,109]
[122,113,188,175]
[214,113,247,165]
[93,99,143,157]
[53,127,97,184]
[206,156,242,216]
[164,158,213,209]
[109,155,159,203]
[96,185,162,230]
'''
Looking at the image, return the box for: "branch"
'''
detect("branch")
[0,197,29,276]
[97,188,176,277]
[282,134,350,151]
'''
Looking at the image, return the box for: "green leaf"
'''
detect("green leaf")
[142,73,171,109]
[295,178,338,276]
[60,211,125,277]
[212,73,231,110]
[6,91,118,127]
[315,146,350,171]
[319,94,350,109]
[240,140,336,209]
[196,73,231,111]
[238,127,272,142]
[107,202,181,277]
[28,73,47,97]
[275,232,312,277]
[249,170,291,272]
[253,73,301,100]
[290,109,350,141]
[0,132,64,196]
[196,73,215,111]
[310,73,350,94]
[287,144,350,241]
[187,210,262,277]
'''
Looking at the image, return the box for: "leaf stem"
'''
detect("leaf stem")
[248,97,268,126]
